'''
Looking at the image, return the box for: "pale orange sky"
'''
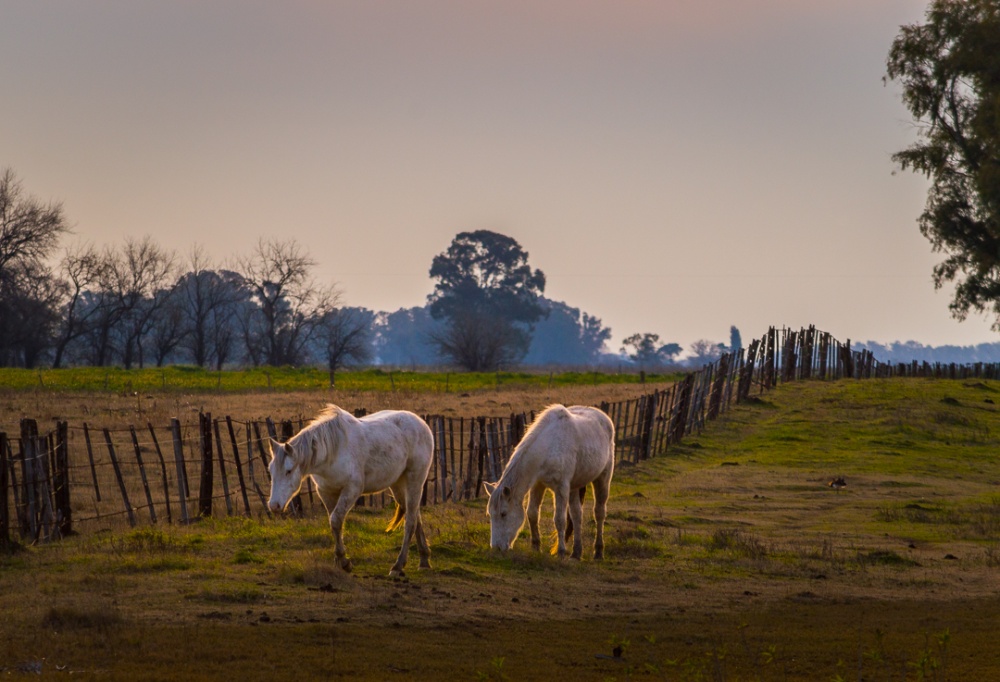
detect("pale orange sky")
[3,0,991,352]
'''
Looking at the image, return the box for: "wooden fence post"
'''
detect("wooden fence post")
[280,420,303,516]
[246,422,269,508]
[170,419,190,524]
[639,392,658,460]
[19,420,39,540]
[212,419,233,516]
[53,421,72,537]
[81,423,101,502]
[225,417,252,516]
[0,433,8,548]
[129,426,157,524]
[147,423,173,524]
[198,413,214,518]
[102,428,136,528]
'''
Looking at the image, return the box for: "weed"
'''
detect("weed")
[476,656,509,681]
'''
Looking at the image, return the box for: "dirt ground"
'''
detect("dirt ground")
[0,380,674,432]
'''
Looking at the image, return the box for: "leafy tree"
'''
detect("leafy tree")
[524,298,612,365]
[375,306,444,367]
[729,325,742,352]
[621,333,682,367]
[687,339,725,367]
[886,1,1000,326]
[427,230,546,370]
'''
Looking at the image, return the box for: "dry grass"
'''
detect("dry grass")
[1,379,674,432]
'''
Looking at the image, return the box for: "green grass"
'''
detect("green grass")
[0,366,678,393]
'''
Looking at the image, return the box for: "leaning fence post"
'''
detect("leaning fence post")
[147,423,172,524]
[102,428,136,528]
[81,423,102,503]
[129,426,157,524]
[198,413,214,518]
[226,417,252,516]
[170,419,190,524]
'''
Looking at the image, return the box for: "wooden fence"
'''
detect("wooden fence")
[4,325,1000,545]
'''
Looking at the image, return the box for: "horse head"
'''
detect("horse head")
[485,481,525,551]
[267,436,309,512]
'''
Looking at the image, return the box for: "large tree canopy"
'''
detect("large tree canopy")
[886,0,1000,326]
[427,230,546,370]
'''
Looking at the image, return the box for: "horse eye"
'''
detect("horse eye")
[500,512,507,519]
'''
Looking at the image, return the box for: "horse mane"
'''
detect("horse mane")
[288,404,350,467]
[497,404,569,491]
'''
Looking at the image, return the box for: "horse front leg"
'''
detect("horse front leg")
[327,486,360,572]
[552,485,569,557]
[527,483,546,552]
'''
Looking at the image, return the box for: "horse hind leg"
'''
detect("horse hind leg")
[593,471,611,561]
[389,479,431,577]
[564,486,586,547]
[551,487,570,557]
[568,486,585,560]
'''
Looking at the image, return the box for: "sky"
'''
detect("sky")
[3,0,996,355]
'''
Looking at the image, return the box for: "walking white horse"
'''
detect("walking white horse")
[267,405,433,577]
[485,404,615,559]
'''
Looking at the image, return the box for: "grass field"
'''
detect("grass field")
[0,366,677,394]
[2,378,1000,680]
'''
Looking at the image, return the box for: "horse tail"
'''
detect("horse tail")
[386,502,406,532]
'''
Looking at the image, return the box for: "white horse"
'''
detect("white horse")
[268,405,434,577]
[485,404,615,559]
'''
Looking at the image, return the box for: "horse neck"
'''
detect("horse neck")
[294,417,342,472]
[497,445,539,498]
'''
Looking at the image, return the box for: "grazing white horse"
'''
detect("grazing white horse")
[485,404,615,559]
[268,405,433,577]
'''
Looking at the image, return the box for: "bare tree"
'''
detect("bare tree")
[236,238,321,366]
[314,303,375,386]
[0,168,69,366]
[176,246,246,368]
[86,237,176,367]
[0,168,68,279]
[52,243,105,368]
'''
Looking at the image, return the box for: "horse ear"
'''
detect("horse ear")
[268,437,283,461]
[483,481,497,497]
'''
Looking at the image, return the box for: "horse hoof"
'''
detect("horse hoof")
[340,559,354,572]
[389,568,405,579]
[419,561,431,570]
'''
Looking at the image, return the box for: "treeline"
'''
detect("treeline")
[854,339,1000,365]
[0,171,730,372]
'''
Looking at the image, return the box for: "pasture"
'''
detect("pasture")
[2,377,1000,680]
